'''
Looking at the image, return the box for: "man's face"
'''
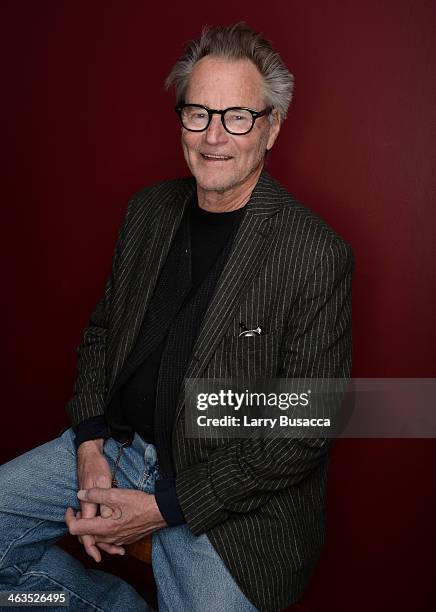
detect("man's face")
[181,56,280,195]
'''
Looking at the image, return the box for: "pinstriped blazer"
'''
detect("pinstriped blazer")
[65,168,354,611]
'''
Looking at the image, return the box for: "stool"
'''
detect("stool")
[126,534,152,563]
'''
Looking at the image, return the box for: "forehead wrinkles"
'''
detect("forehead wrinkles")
[185,58,266,109]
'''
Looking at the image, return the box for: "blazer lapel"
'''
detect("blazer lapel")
[109,181,195,390]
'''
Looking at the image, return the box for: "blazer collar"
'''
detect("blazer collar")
[242,166,284,218]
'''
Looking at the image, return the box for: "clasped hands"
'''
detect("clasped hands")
[65,487,166,563]
[65,438,166,563]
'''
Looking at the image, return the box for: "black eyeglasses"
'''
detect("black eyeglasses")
[175,103,273,135]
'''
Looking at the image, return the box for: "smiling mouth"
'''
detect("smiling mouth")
[201,153,233,161]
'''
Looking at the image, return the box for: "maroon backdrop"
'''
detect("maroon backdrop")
[1,1,435,611]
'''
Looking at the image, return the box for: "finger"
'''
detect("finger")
[78,488,115,506]
[78,489,124,525]
[75,509,102,563]
[81,500,98,516]
[65,506,76,526]
[96,541,126,556]
[76,505,119,522]
[82,534,101,563]
[80,497,98,520]
[79,495,99,554]
[71,509,101,562]
[68,514,118,537]
[65,508,101,563]
[76,511,84,545]
[79,493,100,558]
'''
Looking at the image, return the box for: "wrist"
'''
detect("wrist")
[148,494,167,529]
[78,438,105,454]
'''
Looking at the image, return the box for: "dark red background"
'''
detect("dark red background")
[1,1,435,611]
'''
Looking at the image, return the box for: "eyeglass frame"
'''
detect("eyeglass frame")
[175,103,273,135]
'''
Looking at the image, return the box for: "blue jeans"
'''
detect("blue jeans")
[0,428,258,611]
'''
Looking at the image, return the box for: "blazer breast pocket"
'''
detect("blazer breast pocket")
[224,329,282,378]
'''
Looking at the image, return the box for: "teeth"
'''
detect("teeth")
[202,154,231,159]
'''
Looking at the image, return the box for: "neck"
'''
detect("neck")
[196,164,263,212]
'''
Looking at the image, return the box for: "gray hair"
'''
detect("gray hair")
[165,22,295,121]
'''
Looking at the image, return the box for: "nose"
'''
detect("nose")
[204,113,229,145]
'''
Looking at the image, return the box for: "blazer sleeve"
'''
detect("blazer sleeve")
[176,238,354,535]
[64,196,137,427]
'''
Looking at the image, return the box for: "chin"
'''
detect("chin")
[193,169,240,194]
[199,180,237,194]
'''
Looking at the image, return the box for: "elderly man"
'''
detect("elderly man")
[0,23,353,612]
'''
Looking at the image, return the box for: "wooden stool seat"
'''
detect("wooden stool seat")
[126,534,152,563]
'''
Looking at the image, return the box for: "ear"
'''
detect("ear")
[266,109,282,151]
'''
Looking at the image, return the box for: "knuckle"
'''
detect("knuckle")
[107,490,118,504]
[96,475,110,487]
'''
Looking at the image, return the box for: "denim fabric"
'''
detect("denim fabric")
[0,429,257,611]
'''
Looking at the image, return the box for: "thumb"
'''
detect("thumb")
[100,504,113,518]
[77,487,112,505]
